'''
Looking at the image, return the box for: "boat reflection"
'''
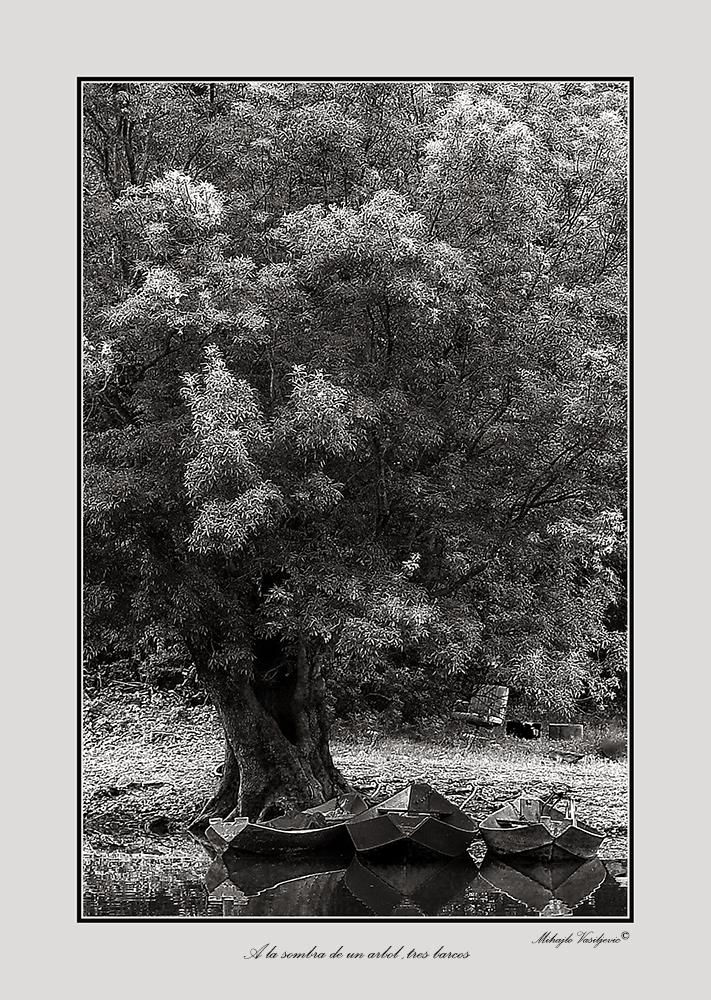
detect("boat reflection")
[344,853,485,916]
[479,852,607,915]
[200,848,626,918]
[204,850,487,917]
[204,850,368,917]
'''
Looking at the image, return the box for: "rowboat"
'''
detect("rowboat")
[479,795,605,861]
[346,783,477,860]
[206,792,370,855]
[479,852,607,915]
[344,852,482,916]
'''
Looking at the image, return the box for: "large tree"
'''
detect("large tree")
[83,81,627,823]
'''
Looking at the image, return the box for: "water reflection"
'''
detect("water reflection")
[479,854,608,916]
[208,851,366,917]
[83,844,627,918]
[343,854,483,916]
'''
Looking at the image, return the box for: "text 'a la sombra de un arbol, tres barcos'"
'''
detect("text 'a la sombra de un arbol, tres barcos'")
[244,945,470,960]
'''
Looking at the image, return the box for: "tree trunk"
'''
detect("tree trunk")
[191,639,349,829]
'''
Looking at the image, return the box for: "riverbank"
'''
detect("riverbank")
[83,687,628,861]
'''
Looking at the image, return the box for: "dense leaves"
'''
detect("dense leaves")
[84,81,628,728]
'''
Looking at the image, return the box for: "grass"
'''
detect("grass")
[82,686,628,862]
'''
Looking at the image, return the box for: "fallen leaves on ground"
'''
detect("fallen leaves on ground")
[83,690,627,860]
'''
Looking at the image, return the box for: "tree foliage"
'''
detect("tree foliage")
[84,81,628,745]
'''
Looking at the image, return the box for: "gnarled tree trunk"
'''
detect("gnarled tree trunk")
[191,638,349,829]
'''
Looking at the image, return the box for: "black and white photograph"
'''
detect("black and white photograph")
[80,78,630,923]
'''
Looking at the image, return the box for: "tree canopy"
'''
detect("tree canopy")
[83,81,628,818]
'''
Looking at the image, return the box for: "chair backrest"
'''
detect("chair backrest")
[469,684,509,724]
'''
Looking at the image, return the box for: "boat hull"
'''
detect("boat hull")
[347,783,477,860]
[349,814,475,860]
[479,831,602,862]
[207,793,370,855]
[214,822,353,855]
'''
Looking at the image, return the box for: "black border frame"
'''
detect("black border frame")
[77,76,633,924]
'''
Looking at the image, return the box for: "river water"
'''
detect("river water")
[82,844,627,919]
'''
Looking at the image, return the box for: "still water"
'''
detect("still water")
[83,845,627,918]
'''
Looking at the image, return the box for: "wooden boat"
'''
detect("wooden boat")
[205,792,370,855]
[346,783,477,860]
[479,795,605,861]
[479,852,607,914]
